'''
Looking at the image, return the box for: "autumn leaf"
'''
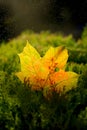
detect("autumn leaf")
[16,41,79,97]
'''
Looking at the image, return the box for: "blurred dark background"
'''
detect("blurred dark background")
[0,0,87,42]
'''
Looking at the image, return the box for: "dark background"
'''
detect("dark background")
[0,0,87,42]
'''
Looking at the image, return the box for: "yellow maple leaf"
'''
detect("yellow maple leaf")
[16,41,79,97]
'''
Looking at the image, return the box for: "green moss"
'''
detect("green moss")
[0,28,87,130]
